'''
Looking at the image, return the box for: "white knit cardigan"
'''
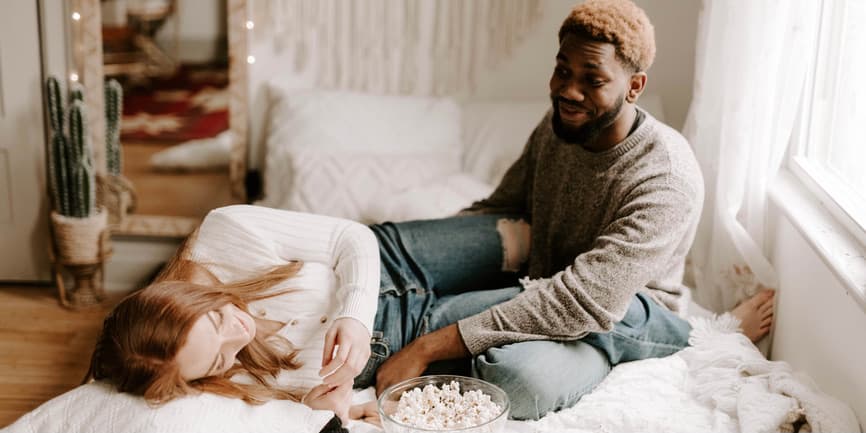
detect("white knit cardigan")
[189,205,380,390]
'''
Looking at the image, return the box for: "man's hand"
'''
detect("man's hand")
[320,317,371,385]
[374,324,469,395]
[303,381,353,423]
[374,339,431,395]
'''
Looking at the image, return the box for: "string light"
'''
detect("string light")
[70,72,79,82]
[246,20,254,30]
[71,11,81,21]
[246,55,256,64]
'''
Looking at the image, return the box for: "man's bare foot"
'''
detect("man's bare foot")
[730,289,775,342]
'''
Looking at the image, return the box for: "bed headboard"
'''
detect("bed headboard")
[227,0,544,184]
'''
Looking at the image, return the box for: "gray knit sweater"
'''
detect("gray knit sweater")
[456,108,704,356]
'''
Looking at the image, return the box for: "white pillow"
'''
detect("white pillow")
[461,101,550,185]
[257,148,461,223]
[261,86,464,221]
[363,173,494,224]
[265,85,462,155]
[4,382,335,433]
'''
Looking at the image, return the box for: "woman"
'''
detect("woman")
[86,205,383,432]
[87,204,522,431]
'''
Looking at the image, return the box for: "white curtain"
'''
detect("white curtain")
[252,0,542,95]
[684,0,820,313]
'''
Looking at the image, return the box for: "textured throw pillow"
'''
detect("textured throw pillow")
[257,148,462,223]
[363,173,494,224]
[261,86,464,221]
[265,85,462,155]
[461,101,550,185]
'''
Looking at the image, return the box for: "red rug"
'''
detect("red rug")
[121,66,228,143]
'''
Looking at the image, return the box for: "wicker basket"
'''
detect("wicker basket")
[49,208,112,308]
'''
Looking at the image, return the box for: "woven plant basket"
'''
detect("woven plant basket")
[50,208,111,308]
[97,173,136,227]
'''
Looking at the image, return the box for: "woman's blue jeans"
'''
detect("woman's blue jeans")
[354,215,692,420]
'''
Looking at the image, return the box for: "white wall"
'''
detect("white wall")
[769,210,866,425]
[471,0,700,131]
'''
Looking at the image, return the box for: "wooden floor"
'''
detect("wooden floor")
[0,143,239,426]
[124,141,239,219]
[0,284,123,427]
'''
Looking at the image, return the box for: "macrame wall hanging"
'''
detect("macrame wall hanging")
[251,0,543,95]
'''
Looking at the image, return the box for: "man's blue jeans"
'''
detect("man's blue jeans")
[354,215,692,420]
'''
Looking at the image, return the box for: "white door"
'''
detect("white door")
[0,0,51,281]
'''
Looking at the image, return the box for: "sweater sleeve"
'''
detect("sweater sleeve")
[456,176,698,355]
[460,116,544,217]
[189,205,380,333]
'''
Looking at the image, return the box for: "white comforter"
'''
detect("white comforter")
[348,315,858,433]
[5,316,858,433]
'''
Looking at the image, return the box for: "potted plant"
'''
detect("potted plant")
[45,76,111,308]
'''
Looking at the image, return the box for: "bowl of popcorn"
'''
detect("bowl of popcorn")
[377,375,509,433]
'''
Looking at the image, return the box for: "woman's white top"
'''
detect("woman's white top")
[187,204,380,390]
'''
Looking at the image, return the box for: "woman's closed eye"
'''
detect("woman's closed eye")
[212,310,224,327]
[207,310,225,375]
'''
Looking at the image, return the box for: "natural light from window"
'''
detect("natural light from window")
[797,0,866,243]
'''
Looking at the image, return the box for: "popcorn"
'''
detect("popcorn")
[392,381,502,430]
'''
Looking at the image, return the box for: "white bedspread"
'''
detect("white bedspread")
[6,316,858,433]
[347,315,859,433]
[348,353,717,433]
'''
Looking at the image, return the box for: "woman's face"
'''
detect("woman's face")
[175,303,257,381]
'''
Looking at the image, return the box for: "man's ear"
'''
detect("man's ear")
[626,72,647,103]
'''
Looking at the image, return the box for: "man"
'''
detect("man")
[354,0,774,420]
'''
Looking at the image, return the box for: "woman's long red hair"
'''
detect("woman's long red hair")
[85,231,306,405]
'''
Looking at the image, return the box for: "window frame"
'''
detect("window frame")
[788,0,866,249]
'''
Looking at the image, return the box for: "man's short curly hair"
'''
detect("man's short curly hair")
[559,0,656,72]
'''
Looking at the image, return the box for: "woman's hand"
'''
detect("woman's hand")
[320,317,371,385]
[349,401,381,427]
[303,381,353,423]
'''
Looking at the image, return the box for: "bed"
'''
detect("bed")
[6,313,857,433]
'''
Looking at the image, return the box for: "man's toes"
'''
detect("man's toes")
[757,289,775,302]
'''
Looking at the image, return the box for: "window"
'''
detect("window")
[792,0,866,247]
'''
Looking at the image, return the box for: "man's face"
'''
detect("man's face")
[549,33,632,145]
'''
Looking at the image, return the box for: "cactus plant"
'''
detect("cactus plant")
[45,76,69,215]
[104,79,123,176]
[68,101,95,218]
[45,76,96,218]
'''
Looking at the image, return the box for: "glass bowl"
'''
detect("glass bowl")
[377,375,510,433]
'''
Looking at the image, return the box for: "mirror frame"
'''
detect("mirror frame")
[70,0,249,237]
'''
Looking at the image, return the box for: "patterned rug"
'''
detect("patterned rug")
[120,66,228,143]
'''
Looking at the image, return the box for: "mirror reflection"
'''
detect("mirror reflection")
[100,0,239,219]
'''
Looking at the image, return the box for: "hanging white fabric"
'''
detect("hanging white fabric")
[252,0,542,95]
[683,0,820,313]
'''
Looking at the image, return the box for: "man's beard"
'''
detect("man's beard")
[551,93,625,145]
